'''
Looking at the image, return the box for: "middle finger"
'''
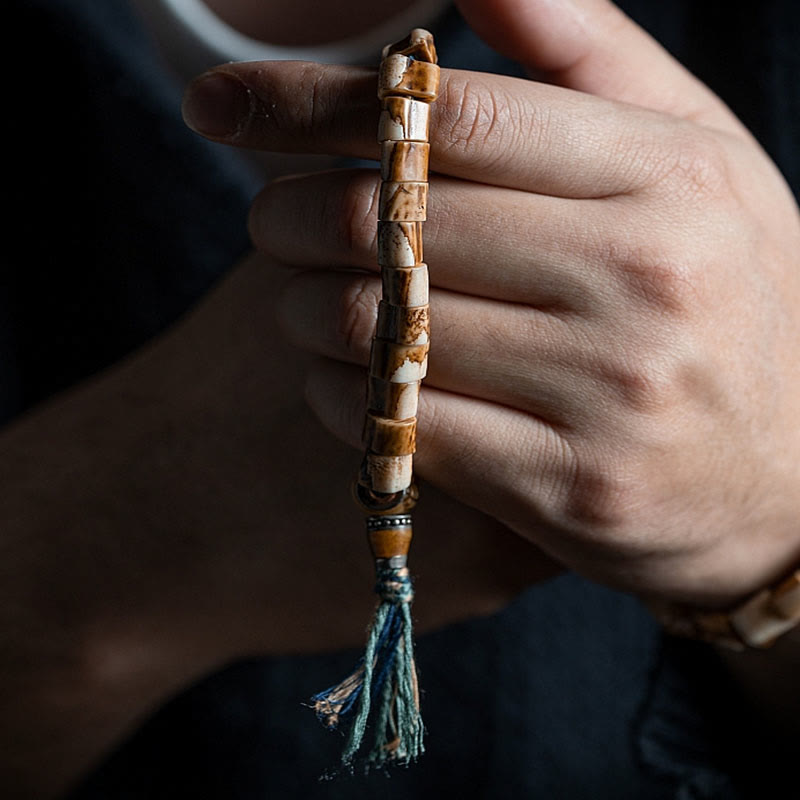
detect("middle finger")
[251,168,624,311]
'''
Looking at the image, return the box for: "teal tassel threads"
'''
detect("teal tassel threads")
[311,515,424,767]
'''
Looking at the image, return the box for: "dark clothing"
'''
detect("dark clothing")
[8,0,798,796]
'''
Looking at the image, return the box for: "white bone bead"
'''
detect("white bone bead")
[772,571,800,619]
[379,181,428,222]
[381,141,430,183]
[364,453,414,493]
[378,54,440,101]
[367,377,420,420]
[362,413,417,456]
[381,264,428,307]
[378,97,430,142]
[376,301,430,345]
[370,340,429,383]
[731,587,800,648]
[378,221,423,267]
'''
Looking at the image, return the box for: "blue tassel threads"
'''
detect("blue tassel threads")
[311,515,423,767]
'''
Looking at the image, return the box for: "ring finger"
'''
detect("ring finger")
[277,268,608,430]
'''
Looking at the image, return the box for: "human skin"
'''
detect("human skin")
[184,0,800,740]
[185,0,800,610]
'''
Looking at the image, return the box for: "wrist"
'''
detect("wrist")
[649,564,800,651]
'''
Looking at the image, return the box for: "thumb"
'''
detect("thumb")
[455,0,744,135]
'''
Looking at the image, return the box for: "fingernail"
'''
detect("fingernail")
[182,72,251,138]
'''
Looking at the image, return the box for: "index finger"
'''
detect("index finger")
[182,60,691,198]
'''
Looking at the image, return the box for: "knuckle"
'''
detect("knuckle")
[560,455,652,554]
[654,127,730,201]
[296,64,333,134]
[564,457,640,530]
[339,172,380,259]
[438,76,518,167]
[599,345,686,414]
[607,358,673,413]
[610,238,702,313]
[336,275,380,357]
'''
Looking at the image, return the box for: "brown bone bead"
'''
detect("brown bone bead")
[381,141,430,183]
[376,300,430,345]
[363,453,414,493]
[379,181,428,222]
[381,28,437,64]
[370,340,429,383]
[367,377,421,420]
[378,96,430,142]
[381,264,428,307]
[362,413,417,456]
[378,221,423,267]
[772,571,800,619]
[378,54,440,101]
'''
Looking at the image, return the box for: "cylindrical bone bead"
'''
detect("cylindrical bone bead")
[381,264,428,306]
[370,340,429,383]
[378,221,423,266]
[363,453,414,493]
[363,413,417,456]
[381,28,436,63]
[381,141,430,182]
[378,96,430,142]
[376,300,429,345]
[772,571,800,619]
[378,54,440,101]
[379,181,428,222]
[367,377,420,420]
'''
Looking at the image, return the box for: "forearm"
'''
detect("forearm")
[0,262,260,796]
[0,250,312,796]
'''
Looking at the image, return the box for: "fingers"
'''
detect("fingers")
[455,0,746,137]
[278,269,609,429]
[304,358,576,533]
[251,168,625,311]
[182,60,687,198]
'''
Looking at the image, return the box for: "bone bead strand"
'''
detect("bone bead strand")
[358,27,438,500]
[311,30,438,769]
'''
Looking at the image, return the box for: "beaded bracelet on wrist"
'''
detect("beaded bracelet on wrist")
[649,567,800,651]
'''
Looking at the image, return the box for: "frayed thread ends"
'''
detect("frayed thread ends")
[311,566,424,768]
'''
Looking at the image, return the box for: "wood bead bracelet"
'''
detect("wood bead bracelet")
[649,566,800,651]
[310,28,439,769]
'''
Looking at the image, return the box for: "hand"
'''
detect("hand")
[183,0,800,610]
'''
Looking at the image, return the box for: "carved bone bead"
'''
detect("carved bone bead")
[370,340,429,383]
[381,141,430,183]
[378,54,440,101]
[378,221,423,267]
[379,181,428,222]
[367,377,420,420]
[378,96,430,142]
[772,571,800,619]
[362,413,417,456]
[381,28,437,64]
[363,453,414,493]
[381,264,429,307]
[376,301,430,345]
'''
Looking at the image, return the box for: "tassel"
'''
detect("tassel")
[311,514,424,767]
